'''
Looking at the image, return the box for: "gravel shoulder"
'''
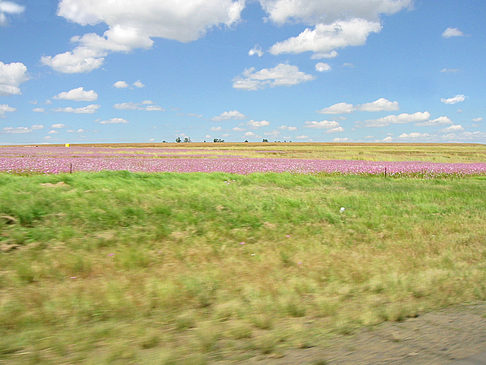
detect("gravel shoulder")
[246,302,486,364]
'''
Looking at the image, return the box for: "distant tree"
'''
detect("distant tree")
[262,139,268,142]
[162,140,166,143]
[244,140,248,143]
[213,138,224,143]
[175,137,181,143]
[184,137,191,143]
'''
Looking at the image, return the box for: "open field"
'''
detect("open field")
[1,171,486,363]
[3,142,486,163]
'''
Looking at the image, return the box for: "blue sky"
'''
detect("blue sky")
[0,0,485,144]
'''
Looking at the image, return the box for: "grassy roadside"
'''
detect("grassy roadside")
[1,171,486,363]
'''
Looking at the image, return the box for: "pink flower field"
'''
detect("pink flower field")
[1,146,486,176]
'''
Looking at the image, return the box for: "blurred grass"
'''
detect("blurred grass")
[0,171,485,363]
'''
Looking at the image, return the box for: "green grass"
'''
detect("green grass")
[1,171,486,363]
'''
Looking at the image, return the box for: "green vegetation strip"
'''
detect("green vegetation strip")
[1,171,485,364]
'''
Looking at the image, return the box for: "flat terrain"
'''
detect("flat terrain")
[1,171,485,363]
[5,142,486,163]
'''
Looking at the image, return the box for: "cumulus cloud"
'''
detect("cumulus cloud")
[363,111,430,127]
[279,125,297,131]
[442,27,464,38]
[244,131,256,136]
[233,127,245,132]
[2,126,38,134]
[53,104,100,114]
[441,94,466,104]
[259,0,412,25]
[399,132,430,139]
[43,0,245,73]
[333,137,349,142]
[304,120,341,130]
[211,126,222,131]
[99,117,128,124]
[318,102,354,114]
[319,98,399,114]
[296,135,309,139]
[442,124,464,132]
[311,50,338,59]
[54,87,98,101]
[315,62,331,72]
[359,97,399,112]
[0,1,25,26]
[248,120,270,127]
[472,117,483,122]
[233,64,314,90]
[0,104,15,117]
[0,61,28,95]
[270,18,381,55]
[212,110,246,121]
[114,101,164,111]
[249,45,264,57]
[133,80,144,88]
[383,136,393,142]
[33,108,45,113]
[113,80,129,88]
[51,124,65,128]
[416,116,453,127]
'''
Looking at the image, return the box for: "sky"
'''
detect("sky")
[0,0,485,144]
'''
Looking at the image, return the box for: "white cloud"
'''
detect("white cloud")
[363,111,430,127]
[269,18,382,56]
[441,94,466,104]
[233,127,245,132]
[212,110,246,121]
[0,61,28,95]
[0,104,15,117]
[48,130,58,134]
[114,102,164,111]
[326,126,344,133]
[53,104,100,114]
[279,125,297,131]
[51,124,65,129]
[442,27,464,38]
[43,0,245,73]
[318,102,354,114]
[399,132,430,139]
[315,62,331,72]
[249,45,263,57]
[2,126,32,134]
[264,130,280,136]
[296,135,309,139]
[133,80,144,88]
[33,108,45,113]
[211,126,222,131]
[333,137,349,142]
[440,68,459,73]
[99,117,128,124]
[383,136,393,142]
[113,80,129,88]
[244,131,256,136]
[32,124,44,130]
[0,1,24,26]
[416,116,453,127]
[473,117,483,122]
[442,124,464,132]
[358,97,399,112]
[248,120,270,127]
[233,63,314,90]
[311,50,338,59]
[259,0,411,25]
[319,98,399,114]
[54,87,98,101]
[304,120,340,129]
